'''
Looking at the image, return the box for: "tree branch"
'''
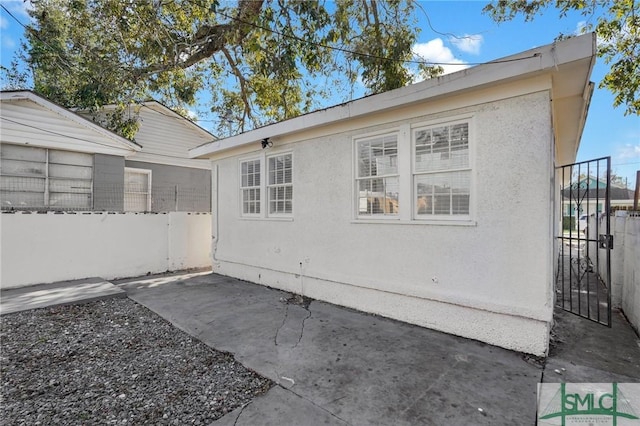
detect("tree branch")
[133,0,264,78]
[221,47,252,129]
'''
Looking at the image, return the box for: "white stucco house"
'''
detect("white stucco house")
[190,34,597,356]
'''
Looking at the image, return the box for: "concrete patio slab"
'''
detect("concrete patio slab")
[121,272,544,425]
[1,277,126,315]
[543,308,640,383]
[213,385,349,426]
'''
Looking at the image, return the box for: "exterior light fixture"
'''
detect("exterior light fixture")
[261,138,272,149]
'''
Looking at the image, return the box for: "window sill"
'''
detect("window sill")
[352,218,477,226]
[239,216,294,222]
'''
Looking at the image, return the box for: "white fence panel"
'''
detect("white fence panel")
[0,211,211,288]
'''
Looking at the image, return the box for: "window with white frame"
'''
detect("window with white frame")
[414,122,470,217]
[355,134,399,216]
[240,159,261,215]
[267,153,293,215]
[0,144,93,210]
[124,167,151,212]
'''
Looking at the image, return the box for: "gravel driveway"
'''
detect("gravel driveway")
[0,298,272,425]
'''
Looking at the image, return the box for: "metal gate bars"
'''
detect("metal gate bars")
[556,157,612,326]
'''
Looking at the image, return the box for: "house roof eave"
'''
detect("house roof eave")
[0,90,142,154]
[190,33,597,160]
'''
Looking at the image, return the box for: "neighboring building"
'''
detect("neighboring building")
[562,176,636,218]
[1,91,215,212]
[190,34,597,356]
[1,90,140,211]
[80,101,215,212]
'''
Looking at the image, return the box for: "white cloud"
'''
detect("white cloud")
[185,108,199,121]
[412,38,469,77]
[0,15,8,30]
[574,21,589,36]
[616,143,640,160]
[449,34,483,55]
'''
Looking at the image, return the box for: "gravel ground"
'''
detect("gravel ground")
[0,298,273,425]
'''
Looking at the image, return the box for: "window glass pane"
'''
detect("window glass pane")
[267,154,293,215]
[49,150,93,167]
[0,190,44,209]
[49,164,93,180]
[0,176,45,192]
[241,160,261,215]
[357,176,398,215]
[415,123,468,172]
[1,145,94,211]
[124,169,150,212]
[0,159,46,177]
[50,192,92,208]
[49,178,92,193]
[415,171,470,216]
[1,144,46,162]
[357,135,397,178]
[125,171,149,192]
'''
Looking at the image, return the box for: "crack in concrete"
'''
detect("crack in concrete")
[279,384,353,425]
[400,359,461,417]
[275,296,313,348]
[293,303,312,349]
[232,400,253,426]
[274,303,290,346]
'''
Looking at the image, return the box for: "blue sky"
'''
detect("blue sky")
[1,0,639,187]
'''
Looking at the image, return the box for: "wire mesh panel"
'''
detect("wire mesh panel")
[556,156,612,326]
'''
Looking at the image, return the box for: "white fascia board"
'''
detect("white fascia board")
[125,151,213,170]
[190,33,596,159]
[0,91,141,154]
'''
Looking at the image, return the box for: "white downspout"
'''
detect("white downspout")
[211,162,220,267]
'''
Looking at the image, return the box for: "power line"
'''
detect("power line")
[3,0,539,78]
[0,3,75,73]
[208,5,538,67]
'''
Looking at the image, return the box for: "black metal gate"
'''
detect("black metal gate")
[556,157,612,326]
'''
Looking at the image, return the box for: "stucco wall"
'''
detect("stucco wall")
[125,160,211,212]
[621,214,640,333]
[0,211,211,288]
[602,212,640,331]
[212,91,555,355]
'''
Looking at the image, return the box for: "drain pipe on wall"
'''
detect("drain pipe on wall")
[299,261,304,297]
[211,163,220,267]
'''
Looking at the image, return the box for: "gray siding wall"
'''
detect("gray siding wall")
[94,154,125,211]
[125,160,211,212]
